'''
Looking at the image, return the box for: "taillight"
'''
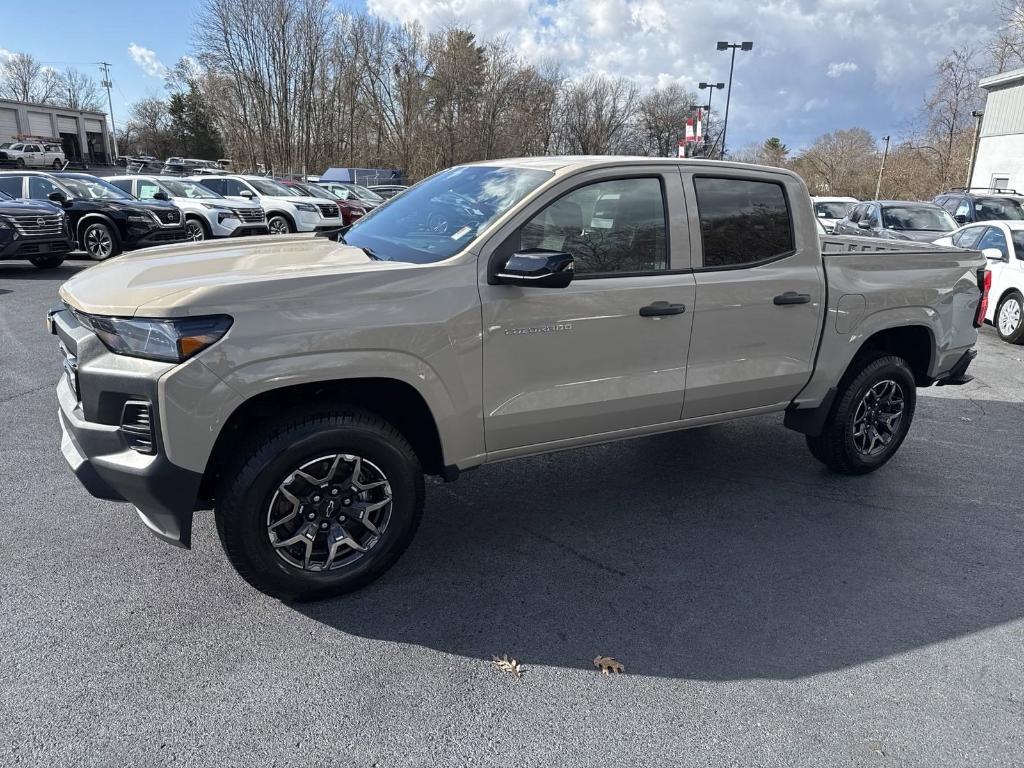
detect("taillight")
[975,268,991,328]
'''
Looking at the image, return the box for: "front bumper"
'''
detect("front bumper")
[0,233,73,260]
[226,224,270,237]
[52,309,202,548]
[127,226,189,250]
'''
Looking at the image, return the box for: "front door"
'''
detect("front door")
[480,170,696,454]
[682,172,826,418]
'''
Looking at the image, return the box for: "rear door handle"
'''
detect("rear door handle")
[773,292,811,305]
[639,301,686,317]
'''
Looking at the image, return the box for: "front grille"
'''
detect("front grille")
[316,204,340,218]
[10,214,64,236]
[235,207,266,223]
[156,209,181,225]
[121,400,155,454]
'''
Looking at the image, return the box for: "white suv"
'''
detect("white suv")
[191,174,341,234]
[108,175,268,241]
[0,141,66,169]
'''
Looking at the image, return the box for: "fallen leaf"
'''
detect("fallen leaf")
[492,654,523,678]
[593,655,625,675]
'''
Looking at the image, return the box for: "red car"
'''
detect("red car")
[277,179,367,225]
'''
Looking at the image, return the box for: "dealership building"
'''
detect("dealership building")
[0,98,112,163]
[970,67,1024,191]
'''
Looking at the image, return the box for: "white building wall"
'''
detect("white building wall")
[971,134,1024,191]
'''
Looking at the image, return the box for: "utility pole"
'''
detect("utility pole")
[716,41,753,159]
[966,110,985,188]
[874,135,890,200]
[98,61,119,160]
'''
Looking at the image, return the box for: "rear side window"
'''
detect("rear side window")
[694,177,794,267]
[200,178,224,194]
[109,179,133,194]
[0,176,22,197]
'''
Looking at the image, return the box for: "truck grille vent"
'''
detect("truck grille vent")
[235,207,266,223]
[121,400,155,454]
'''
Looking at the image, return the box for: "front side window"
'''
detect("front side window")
[0,176,23,197]
[977,227,1009,259]
[520,178,668,275]
[695,177,794,267]
[9,143,24,151]
[342,164,552,264]
[973,197,1024,221]
[881,205,956,232]
[952,226,986,249]
[940,197,961,214]
[28,176,62,200]
[137,181,162,200]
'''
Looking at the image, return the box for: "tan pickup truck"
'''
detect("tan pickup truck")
[50,157,988,600]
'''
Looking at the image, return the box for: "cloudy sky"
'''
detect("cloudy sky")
[1,0,999,152]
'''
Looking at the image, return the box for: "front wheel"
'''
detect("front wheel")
[806,354,917,475]
[81,221,120,260]
[184,217,207,242]
[995,290,1024,344]
[267,214,291,235]
[215,408,425,600]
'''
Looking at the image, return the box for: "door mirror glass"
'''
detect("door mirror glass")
[47,191,69,207]
[493,249,574,288]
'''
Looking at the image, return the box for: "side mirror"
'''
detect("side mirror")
[153,191,170,201]
[47,191,70,208]
[857,219,871,230]
[954,213,969,224]
[982,247,1007,262]
[492,250,575,288]
[239,189,255,199]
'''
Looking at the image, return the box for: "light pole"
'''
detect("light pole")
[966,110,985,188]
[99,61,119,160]
[875,135,890,200]
[716,41,753,159]
[698,81,724,157]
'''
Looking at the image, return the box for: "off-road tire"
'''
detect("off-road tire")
[995,290,1024,344]
[806,354,917,475]
[29,253,66,269]
[215,407,424,601]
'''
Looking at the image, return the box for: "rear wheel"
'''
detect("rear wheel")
[267,214,291,235]
[806,354,916,475]
[29,253,66,269]
[52,158,62,169]
[14,158,24,168]
[995,290,1024,344]
[215,407,424,600]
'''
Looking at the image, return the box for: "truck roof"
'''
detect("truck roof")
[462,155,806,181]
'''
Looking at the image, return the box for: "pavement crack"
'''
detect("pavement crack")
[0,383,50,405]
[522,527,627,577]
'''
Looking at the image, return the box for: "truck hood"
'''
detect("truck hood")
[59,234,407,317]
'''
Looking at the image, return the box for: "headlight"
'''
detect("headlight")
[127,211,158,226]
[201,203,233,212]
[294,202,317,213]
[75,312,233,363]
[0,217,10,230]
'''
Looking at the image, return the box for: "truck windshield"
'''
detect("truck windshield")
[58,176,133,201]
[814,201,853,219]
[882,205,955,232]
[342,165,552,263]
[974,197,1024,220]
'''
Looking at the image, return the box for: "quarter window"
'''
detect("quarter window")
[520,177,668,275]
[0,176,22,197]
[694,177,794,267]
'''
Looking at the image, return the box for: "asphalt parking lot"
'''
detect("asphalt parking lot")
[2,258,1023,767]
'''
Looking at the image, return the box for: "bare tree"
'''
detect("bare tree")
[556,75,639,155]
[0,52,60,104]
[990,1,1024,71]
[57,68,103,112]
[635,83,693,157]
[794,128,878,197]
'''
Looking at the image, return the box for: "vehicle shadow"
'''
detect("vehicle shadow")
[0,262,87,282]
[296,396,1024,680]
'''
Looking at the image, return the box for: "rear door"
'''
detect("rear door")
[479,167,696,453]
[681,171,825,418]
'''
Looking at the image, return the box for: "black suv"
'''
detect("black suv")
[933,188,1024,225]
[0,171,187,260]
[0,189,74,268]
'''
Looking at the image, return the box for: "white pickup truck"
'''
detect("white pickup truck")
[50,157,987,600]
[0,141,65,169]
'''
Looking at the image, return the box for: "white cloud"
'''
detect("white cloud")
[826,61,859,78]
[0,48,14,65]
[128,43,167,78]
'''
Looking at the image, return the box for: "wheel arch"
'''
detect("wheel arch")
[197,377,447,504]
[184,213,211,236]
[76,213,121,249]
[265,209,296,232]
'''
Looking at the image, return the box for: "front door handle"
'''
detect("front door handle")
[773,291,811,305]
[639,301,686,317]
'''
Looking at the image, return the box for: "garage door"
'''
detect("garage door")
[0,108,17,141]
[28,111,52,136]
[57,115,77,134]
[83,118,103,133]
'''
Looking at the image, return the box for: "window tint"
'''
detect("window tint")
[0,176,22,197]
[109,179,133,194]
[28,176,61,200]
[952,226,986,249]
[1010,231,1024,258]
[973,197,1024,220]
[866,205,881,227]
[24,144,40,153]
[694,177,794,267]
[520,177,668,274]
[222,179,247,196]
[848,204,864,223]
[940,197,961,214]
[199,178,224,194]
[977,227,1009,259]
